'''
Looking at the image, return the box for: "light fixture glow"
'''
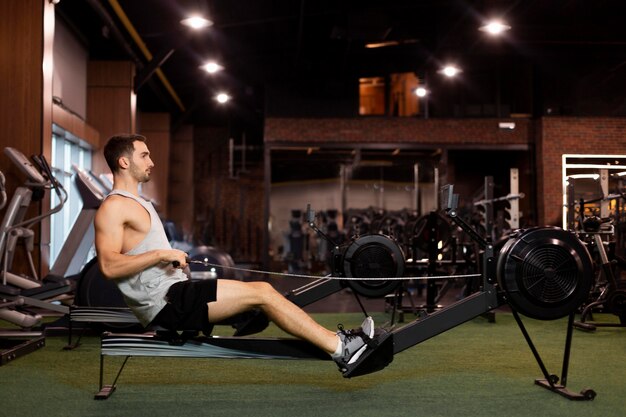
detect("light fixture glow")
[479,20,511,36]
[201,61,222,74]
[365,40,400,49]
[439,65,461,78]
[181,15,213,30]
[566,174,600,180]
[216,93,230,104]
[415,87,428,97]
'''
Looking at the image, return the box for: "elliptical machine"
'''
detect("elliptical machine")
[0,148,71,328]
[0,148,70,364]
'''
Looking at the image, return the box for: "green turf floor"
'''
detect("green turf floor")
[1,312,625,417]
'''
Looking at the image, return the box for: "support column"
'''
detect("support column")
[0,0,55,273]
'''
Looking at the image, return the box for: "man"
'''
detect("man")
[94,134,375,373]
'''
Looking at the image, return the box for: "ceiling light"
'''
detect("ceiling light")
[201,61,223,74]
[216,93,230,104]
[415,87,428,97]
[439,65,461,78]
[364,39,418,49]
[479,20,511,36]
[365,40,400,49]
[181,16,213,30]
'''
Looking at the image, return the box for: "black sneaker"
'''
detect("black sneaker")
[333,316,374,370]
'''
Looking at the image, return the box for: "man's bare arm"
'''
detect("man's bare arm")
[94,199,187,279]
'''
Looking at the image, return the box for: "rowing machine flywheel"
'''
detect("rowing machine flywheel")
[497,227,593,320]
[334,234,405,297]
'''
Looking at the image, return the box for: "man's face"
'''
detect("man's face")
[128,141,154,183]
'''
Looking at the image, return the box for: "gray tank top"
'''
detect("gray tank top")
[106,190,187,326]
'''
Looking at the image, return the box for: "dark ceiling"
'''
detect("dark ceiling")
[57,0,626,137]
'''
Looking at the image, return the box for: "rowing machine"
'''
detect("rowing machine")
[94,184,596,401]
[343,185,596,400]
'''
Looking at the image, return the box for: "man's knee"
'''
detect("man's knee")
[248,281,280,302]
[249,281,276,293]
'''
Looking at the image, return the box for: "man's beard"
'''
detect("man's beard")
[131,165,151,183]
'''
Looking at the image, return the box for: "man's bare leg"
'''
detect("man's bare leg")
[207,280,339,354]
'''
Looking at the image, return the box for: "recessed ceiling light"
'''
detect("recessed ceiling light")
[181,16,213,30]
[415,87,428,97]
[201,61,223,74]
[216,93,230,103]
[438,65,461,77]
[479,20,511,36]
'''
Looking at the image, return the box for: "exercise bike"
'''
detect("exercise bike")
[573,203,626,330]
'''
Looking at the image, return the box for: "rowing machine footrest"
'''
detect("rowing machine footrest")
[342,330,394,378]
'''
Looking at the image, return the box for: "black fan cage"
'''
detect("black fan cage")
[518,245,579,304]
[349,244,398,278]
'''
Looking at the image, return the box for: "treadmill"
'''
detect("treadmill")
[48,165,107,278]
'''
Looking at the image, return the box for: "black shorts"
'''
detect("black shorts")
[150,279,218,335]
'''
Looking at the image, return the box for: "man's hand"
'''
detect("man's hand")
[160,249,188,269]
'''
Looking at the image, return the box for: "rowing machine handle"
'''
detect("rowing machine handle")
[172,258,191,268]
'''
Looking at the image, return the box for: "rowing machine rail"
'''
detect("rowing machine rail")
[96,331,330,400]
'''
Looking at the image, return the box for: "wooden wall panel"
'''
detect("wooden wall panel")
[0,0,55,273]
[168,125,194,233]
[0,0,46,166]
[87,61,134,88]
[86,61,136,176]
[138,112,171,217]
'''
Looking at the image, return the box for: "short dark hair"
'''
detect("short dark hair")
[103,134,147,173]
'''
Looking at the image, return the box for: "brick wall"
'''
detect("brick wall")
[265,116,626,228]
[265,117,532,145]
[538,117,626,225]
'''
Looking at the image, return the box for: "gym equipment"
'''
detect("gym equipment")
[0,148,70,298]
[284,209,306,273]
[186,245,239,280]
[402,211,455,314]
[0,149,72,307]
[48,166,106,277]
[95,330,331,400]
[1,161,107,329]
[94,185,596,401]
[573,198,626,330]
[473,171,524,242]
[0,149,70,364]
[67,244,243,348]
[564,173,626,330]
[75,245,239,310]
[350,185,595,399]
[283,205,406,308]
